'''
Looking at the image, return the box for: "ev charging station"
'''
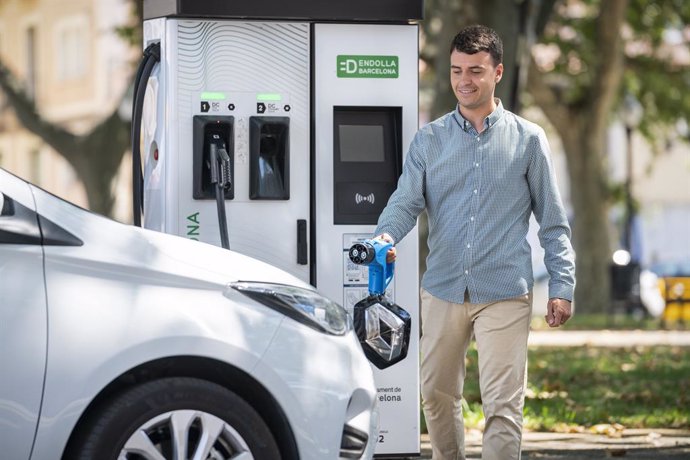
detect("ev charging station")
[139,1,422,456]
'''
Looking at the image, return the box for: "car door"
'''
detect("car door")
[0,170,48,459]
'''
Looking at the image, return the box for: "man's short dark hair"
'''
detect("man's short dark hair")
[450,25,503,66]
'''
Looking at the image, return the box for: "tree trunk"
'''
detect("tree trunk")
[80,112,132,216]
[526,0,628,313]
[428,0,476,119]
[476,0,522,111]
[72,148,122,216]
[562,126,612,313]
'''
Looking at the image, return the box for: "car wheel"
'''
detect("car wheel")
[73,377,281,460]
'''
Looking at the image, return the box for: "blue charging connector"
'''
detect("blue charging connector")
[348,239,394,295]
[348,238,411,370]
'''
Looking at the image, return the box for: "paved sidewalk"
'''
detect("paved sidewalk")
[528,329,690,347]
[415,429,690,459]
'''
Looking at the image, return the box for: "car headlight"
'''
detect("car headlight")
[227,282,351,335]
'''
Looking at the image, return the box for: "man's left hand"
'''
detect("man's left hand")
[545,298,572,328]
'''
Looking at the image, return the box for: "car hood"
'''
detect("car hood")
[30,184,312,292]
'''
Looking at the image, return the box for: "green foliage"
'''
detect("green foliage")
[436,345,690,432]
[531,313,663,331]
[115,0,143,47]
[624,0,690,142]
[538,0,600,106]
[540,0,690,141]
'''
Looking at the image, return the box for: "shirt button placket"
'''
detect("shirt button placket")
[466,134,481,285]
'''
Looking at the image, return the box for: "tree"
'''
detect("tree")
[0,62,130,216]
[527,0,690,312]
[0,0,142,217]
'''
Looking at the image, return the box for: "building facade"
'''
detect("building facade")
[0,0,133,220]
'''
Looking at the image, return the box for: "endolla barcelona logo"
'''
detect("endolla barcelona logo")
[337,55,399,78]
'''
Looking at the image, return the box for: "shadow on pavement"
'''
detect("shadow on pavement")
[408,429,690,459]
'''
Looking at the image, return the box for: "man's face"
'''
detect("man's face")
[450,50,503,113]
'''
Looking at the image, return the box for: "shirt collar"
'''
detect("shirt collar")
[453,98,505,132]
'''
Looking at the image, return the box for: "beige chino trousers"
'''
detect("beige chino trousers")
[420,289,532,460]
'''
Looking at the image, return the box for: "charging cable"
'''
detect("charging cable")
[208,134,232,249]
[131,42,160,227]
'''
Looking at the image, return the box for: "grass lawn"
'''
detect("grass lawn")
[424,345,690,433]
[530,313,670,331]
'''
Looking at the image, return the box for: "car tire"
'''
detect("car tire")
[72,377,281,460]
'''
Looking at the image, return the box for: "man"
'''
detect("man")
[374,25,576,459]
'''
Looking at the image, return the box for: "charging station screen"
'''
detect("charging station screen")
[333,107,402,225]
[339,125,385,163]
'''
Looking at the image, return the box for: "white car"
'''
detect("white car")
[0,167,378,460]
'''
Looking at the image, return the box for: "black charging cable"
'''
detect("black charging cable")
[131,42,161,227]
[208,134,232,249]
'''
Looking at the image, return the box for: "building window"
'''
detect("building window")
[26,25,36,98]
[54,16,89,81]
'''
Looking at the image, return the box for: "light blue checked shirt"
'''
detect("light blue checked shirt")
[375,101,576,304]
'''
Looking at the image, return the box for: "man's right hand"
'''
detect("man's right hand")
[545,298,572,327]
[374,233,396,263]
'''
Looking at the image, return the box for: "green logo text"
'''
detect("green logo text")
[187,212,200,240]
[337,55,399,78]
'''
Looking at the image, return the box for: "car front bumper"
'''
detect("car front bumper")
[256,318,379,459]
